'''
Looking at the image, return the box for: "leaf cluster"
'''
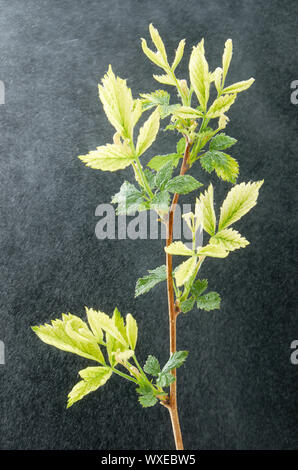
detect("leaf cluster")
[32,308,188,408]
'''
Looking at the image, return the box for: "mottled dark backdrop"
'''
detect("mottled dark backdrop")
[0,0,297,450]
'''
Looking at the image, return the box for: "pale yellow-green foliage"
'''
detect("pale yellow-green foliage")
[165,241,193,256]
[218,181,264,230]
[210,228,249,251]
[222,78,255,94]
[222,38,233,85]
[189,39,210,111]
[196,184,216,236]
[67,366,112,408]
[136,108,160,157]
[78,142,134,171]
[125,313,138,351]
[206,94,236,118]
[32,313,106,364]
[175,256,197,287]
[98,65,137,139]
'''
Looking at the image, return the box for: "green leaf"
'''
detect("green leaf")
[222,78,255,94]
[125,314,138,350]
[98,65,137,139]
[32,313,105,364]
[197,244,228,258]
[136,382,153,395]
[156,371,175,388]
[143,169,156,190]
[165,175,203,194]
[111,181,146,215]
[165,241,193,256]
[189,39,210,111]
[200,151,239,183]
[150,191,170,214]
[154,161,174,190]
[191,279,208,298]
[195,127,216,151]
[144,355,161,376]
[147,153,181,171]
[174,256,197,287]
[209,133,237,151]
[78,142,134,172]
[210,228,249,251]
[140,90,170,111]
[136,108,160,157]
[206,94,236,118]
[138,393,158,408]
[67,366,112,408]
[196,292,221,311]
[176,137,186,155]
[218,180,264,231]
[135,265,167,297]
[195,184,216,236]
[140,90,176,119]
[162,351,189,374]
[180,298,195,313]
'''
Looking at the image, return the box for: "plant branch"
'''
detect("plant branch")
[165,138,191,450]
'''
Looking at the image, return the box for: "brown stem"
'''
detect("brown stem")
[165,140,191,450]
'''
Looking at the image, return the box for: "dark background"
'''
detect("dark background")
[0,0,297,450]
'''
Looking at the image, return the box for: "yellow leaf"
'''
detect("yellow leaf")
[114,349,134,363]
[218,180,264,230]
[153,73,176,86]
[222,78,255,94]
[175,256,197,287]
[149,24,167,63]
[197,244,228,258]
[173,106,203,119]
[222,39,233,85]
[172,39,186,70]
[32,313,105,364]
[136,108,160,156]
[98,65,135,139]
[195,184,216,236]
[207,94,236,118]
[165,241,194,256]
[85,307,104,343]
[210,228,249,251]
[92,310,128,347]
[213,67,223,92]
[141,38,164,68]
[125,314,138,351]
[189,39,210,111]
[78,142,134,172]
[67,366,112,408]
